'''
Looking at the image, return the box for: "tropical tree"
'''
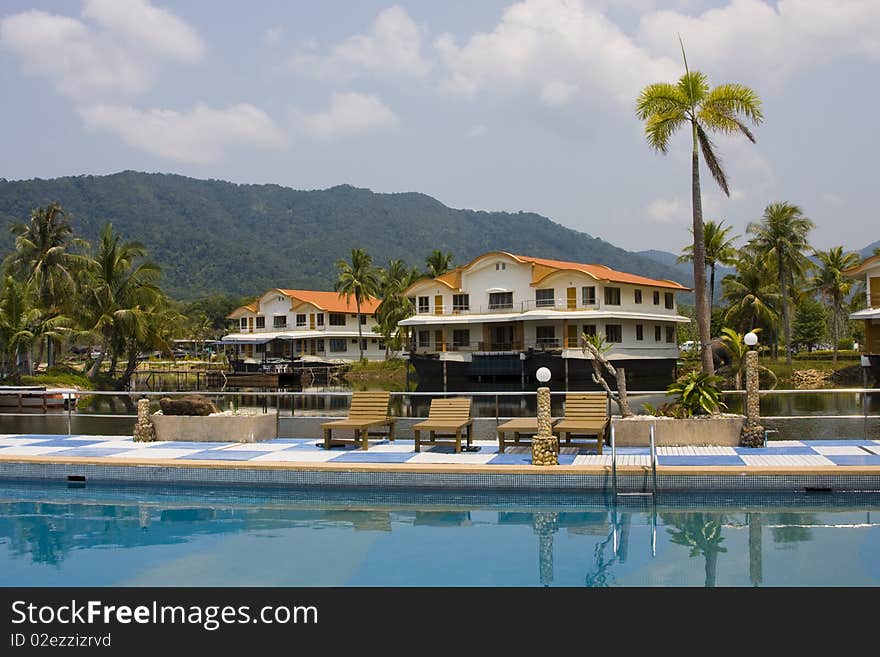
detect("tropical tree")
[334,248,380,361]
[721,253,780,334]
[425,250,454,277]
[719,327,776,390]
[374,259,416,357]
[808,246,860,363]
[746,202,814,364]
[79,224,162,380]
[116,301,182,390]
[637,48,763,375]
[665,513,728,587]
[678,219,739,309]
[4,202,88,366]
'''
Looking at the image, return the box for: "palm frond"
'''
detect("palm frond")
[696,124,729,196]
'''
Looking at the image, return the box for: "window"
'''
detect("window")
[329,339,347,352]
[273,315,287,328]
[255,343,265,353]
[418,330,430,348]
[605,324,622,343]
[452,294,470,311]
[351,339,358,344]
[296,313,306,327]
[665,292,675,309]
[495,262,506,270]
[604,287,621,305]
[360,314,367,325]
[489,292,513,309]
[655,326,662,342]
[582,286,596,305]
[255,316,265,329]
[634,289,642,304]
[535,288,555,307]
[583,324,597,337]
[452,329,470,348]
[636,324,643,341]
[316,313,324,327]
[418,296,430,313]
[329,313,346,326]
[666,326,675,343]
[316,339,324,353]
[536,326,556,347]
[653,291,660,305]
[360,339,368,351]
[240,317,247,330]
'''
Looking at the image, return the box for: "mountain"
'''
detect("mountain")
[860,240,880,259]
[0,171,694,301]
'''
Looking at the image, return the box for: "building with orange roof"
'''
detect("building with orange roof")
[399,251,692,389]
[221,288,384,367]
[844,253,880,380]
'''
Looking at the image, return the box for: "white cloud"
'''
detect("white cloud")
[79,103,285,163]
[82,0,204,61]
[300,93,397,139]
[263,26,283,48]
[435,0,678,106]
[646,196,688,224]
[290,5,429,79]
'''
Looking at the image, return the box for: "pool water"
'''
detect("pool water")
[1,482,879,586]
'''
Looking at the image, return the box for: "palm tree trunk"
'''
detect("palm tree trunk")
[356,298,364,361]
[831,304,839,365]
[779,264,792,365]
[87,341,108,379]
[691,123,714,376]
[709,264,716,312]
[117,348,139,391]
[34,339,45,372]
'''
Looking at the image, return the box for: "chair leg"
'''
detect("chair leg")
[323,428,331,450]
[361,429,368,450]
[414,429,421,453]
[497,430,505,453]
[388,420,396,442]
[455,429,461,453]
[466,423,472,448]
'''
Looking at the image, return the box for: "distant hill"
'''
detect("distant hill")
[0,171,694,301]
[860,240,880,259]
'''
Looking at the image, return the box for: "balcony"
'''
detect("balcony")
[414,298,602,316]
[407,340,578,354]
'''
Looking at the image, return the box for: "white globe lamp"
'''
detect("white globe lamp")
[744,332,758,348]
[536,367,552,383]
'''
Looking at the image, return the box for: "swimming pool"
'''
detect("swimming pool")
[1,482,878,586]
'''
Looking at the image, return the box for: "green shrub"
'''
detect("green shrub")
[665,371,727,417]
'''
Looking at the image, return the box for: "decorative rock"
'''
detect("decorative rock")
[740,423,764,448]
[133,398,156,442]
[531,386,559,466]
[158,395,219,416]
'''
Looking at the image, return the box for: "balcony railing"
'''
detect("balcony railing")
[415,299,604,316]
[407,339,595,354]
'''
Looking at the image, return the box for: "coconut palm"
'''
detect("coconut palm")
[374,259,416,357]
[665,513,728,587]
[678,220,739,309]
[637,49,762,375]
[80,224,162,379]
[425,250,454,277]
[334,248,380,361]
[746,203,814,364]
[721,254,780,333]
[809,246,860,363]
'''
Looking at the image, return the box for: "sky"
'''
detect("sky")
[0,0,877,255]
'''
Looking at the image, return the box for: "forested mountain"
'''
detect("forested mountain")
[0,171,692,300]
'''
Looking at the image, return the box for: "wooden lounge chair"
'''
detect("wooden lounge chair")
[496,417,558,453]
[413,397,473,453]
[552,394,609,454]
[321,391,396,450]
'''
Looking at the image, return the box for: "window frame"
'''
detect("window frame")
[604,287,621,306]
[605,324,623,343]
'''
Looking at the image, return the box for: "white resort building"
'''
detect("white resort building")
[399,252,691,388]
[845,253,880,379]
[222,289,384,370]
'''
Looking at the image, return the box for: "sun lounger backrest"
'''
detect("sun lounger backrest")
[563,394,608,420]
[347,391,391,418]
[427,397,471,420]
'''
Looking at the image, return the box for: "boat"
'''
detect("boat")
[0,385,77,411]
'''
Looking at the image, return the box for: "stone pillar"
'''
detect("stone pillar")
[531,386,558,465]
[133,398,156,442]
[533,512,558,586]
[740,350,763,447]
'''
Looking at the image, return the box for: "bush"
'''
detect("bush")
[665,371,727,417]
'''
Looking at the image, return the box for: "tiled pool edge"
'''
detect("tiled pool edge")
[2,456,880,492]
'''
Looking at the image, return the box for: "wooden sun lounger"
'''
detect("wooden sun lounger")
[553,394,609,454]
[413,397,473,453]
[321,391,396,450]
[496,417,558,453]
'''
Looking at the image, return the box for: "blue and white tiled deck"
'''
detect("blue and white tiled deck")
[2,434,880,467]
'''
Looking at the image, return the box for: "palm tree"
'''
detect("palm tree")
[374,259,416,357]
[80,224,161,380]
[665,513,728,587]
[425,250,454,277]
[809,246,860,363]
[746,202,814,364]
[721,254,780,333]
[678,219,739,309]
[4,202,88,366]
[334,248,380,361]
[637,47,762,375]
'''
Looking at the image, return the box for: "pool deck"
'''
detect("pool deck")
[1,434,880,491]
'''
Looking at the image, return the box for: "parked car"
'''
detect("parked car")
[679,340,697,353]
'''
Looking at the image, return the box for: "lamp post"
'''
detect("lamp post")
[532,367,558,465]
[741,331,763,447]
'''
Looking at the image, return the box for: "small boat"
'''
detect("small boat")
[0,386,77,411]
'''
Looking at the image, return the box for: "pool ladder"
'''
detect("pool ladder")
[611,422,657,498]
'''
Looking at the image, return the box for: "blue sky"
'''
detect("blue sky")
[1,0,877,254]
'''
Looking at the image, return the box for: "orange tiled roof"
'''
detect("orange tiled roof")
[511,254,690,291]
[277,289,381,314]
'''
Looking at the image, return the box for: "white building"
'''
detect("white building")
[845,254,880,377]
[223,289,385,365]
[399,252,691,387]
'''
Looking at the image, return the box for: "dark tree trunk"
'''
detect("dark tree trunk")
[691,123,714,376]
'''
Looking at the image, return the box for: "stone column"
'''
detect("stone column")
[531,386,558,465]
[740,350,763,447]
[133,398,156,442]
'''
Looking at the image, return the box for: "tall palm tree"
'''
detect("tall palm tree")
[809,246,860,363]
[678,219,739,309]
[721,254,780,334]
[80,224,161,379]
[4,202,88,366]
[425,250,454,277]
[637,47,762,375]
[746,202,814,364]
[374,259,416,357]
[334,248,380,361]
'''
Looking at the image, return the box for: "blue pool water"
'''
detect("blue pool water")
[1,482,879,586]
